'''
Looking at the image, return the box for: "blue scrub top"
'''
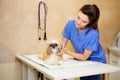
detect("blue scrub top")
[62,20,106,63]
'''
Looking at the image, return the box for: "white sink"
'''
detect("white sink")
[109,47,120,56]
[22,54,98,69]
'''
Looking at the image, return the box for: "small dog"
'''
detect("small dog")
[44,40,63,65]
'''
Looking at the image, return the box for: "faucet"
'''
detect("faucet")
[38,1,48,40]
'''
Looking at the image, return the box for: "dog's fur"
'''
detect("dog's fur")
[39,40,63,65]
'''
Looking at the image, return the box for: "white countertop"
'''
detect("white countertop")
[16,54,120,80]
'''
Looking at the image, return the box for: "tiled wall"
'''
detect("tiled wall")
[0,0,120,80]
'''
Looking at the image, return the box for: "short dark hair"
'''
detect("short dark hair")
[79,4,100,34]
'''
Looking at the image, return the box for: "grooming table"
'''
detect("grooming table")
[16,54,120,80]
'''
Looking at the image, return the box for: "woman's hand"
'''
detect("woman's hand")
[57,48,68,56]
[62,48,68,54]
[57,50,63,56]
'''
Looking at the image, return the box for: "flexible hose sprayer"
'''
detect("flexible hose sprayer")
[38,1,48,40]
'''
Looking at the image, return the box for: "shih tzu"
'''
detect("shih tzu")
[44,40,63,65]
[38,39,64,65]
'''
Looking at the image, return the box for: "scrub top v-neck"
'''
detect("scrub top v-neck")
[62,20,106,63]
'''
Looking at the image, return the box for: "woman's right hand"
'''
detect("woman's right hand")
[57,48,67,56]
[57,50,63,56]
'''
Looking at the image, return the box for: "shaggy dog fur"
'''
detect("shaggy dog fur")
[39,40,63,65]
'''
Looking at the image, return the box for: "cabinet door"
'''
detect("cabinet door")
[109,53,120,80]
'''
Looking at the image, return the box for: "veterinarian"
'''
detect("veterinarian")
[59,4,106,80]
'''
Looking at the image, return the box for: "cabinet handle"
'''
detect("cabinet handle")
[112,60,118,63]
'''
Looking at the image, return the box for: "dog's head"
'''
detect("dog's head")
[48,40,62,53]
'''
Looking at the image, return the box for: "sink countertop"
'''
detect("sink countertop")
[16,54,120,80]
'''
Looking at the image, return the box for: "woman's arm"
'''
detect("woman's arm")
[63,49,93,61]
[61,37,69,48]
[60,37,92,61]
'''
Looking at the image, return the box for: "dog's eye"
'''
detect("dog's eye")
[50,44,53,47]
[55,43,58,46]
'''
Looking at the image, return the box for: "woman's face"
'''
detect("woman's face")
[75,11,90,29]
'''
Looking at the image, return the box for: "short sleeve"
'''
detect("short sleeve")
[85,33,99,51]
[62,21,71,40]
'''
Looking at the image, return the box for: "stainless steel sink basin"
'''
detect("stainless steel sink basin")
[109,47,120,56]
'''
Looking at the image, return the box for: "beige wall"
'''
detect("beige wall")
[0,0,120,80]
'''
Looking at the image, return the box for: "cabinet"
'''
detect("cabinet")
[109,47,120,80]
